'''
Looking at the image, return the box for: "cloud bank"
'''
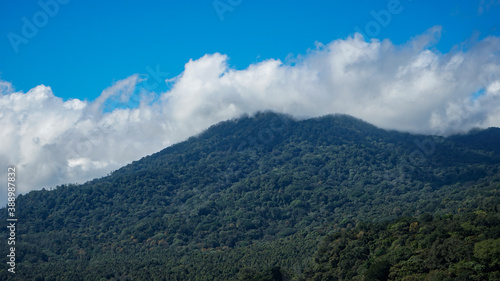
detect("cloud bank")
[2,27,500,204]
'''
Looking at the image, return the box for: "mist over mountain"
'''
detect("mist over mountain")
[1,112,499,280]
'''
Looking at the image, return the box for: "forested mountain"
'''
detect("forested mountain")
[1,112,499,280]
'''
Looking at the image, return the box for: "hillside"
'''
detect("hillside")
[1,112,500,280]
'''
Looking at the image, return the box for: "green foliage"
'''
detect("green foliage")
[474,238,500,268]
[304,208,500,280]
[1,112,499,280]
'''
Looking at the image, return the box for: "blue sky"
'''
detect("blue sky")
[1,0,499,101]
[1,0,500,204]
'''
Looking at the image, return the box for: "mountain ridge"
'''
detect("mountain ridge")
[2,111,500,280]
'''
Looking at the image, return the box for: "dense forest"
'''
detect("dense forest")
[1,112,499,280]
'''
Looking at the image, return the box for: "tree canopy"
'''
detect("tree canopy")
[1,112,499,280]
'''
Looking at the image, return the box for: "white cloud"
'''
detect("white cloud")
[1,27,500,204]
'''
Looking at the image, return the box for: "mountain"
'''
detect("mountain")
[1,112,500,280]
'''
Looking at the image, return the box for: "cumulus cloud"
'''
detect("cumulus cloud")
[1,27,500,204]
